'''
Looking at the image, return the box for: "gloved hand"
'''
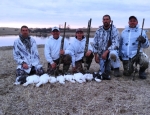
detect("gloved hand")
[137,35,146,43]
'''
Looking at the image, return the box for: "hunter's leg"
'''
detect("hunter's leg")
[85,53,94,70]
[109,50,121,77]
[98,57,111,80]
[47,63,55,75]
[138,52,149,79]
[75,60,84,73]
[62,54,71,74]
[122,60,134,76]
[47,59,59,75]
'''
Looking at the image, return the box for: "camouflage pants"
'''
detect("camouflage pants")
[123,52,149,76]
[16,66,44,77]
[47,54,71,75]
[74,53,94,73]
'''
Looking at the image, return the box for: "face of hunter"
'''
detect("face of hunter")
[76,31,84,40]
[52,30,60,39]
[103,16,111,29]
[21,27,29,38]
[129,18,138,28]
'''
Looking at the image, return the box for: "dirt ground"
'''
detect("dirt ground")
[0,45,150,115]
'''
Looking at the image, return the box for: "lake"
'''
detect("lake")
[0,35,48,47]
[0,35,94,47]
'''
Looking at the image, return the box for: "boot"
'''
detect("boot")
[114,68,121,77]
[102,72,111,80]
[36,67,44,76]
[18,75,27,84]
[29,66,36,75]
[123,71,131,76]
[139,68,147,79]
[92,72,102,80]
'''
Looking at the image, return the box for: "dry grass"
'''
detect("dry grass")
[146,32,150,39]
[0,45,150,115]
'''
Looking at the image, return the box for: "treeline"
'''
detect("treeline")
[29,28,76,33]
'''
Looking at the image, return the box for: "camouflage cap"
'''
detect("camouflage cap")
[76,28,83,33]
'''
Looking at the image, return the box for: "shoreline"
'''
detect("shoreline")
[1,27,150,38]
[0,44,44,50]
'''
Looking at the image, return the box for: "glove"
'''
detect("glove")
[137,35,146,43]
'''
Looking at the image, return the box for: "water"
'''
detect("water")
[0,35,94,47]
[0,35,49,47]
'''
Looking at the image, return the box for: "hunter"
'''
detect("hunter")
[61,28,94,73]
[45,27,71,75]
[119,16,149,79]
[13,25,44,79]
[93,14,121,80]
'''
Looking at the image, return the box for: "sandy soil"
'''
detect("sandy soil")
[0,44,150,115]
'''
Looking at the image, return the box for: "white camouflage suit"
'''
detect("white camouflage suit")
[13,37,43,75]
[65,37,93,67]
[119,25,149,74]
[93,25,120,73]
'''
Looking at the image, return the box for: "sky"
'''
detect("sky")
[0,0,150,28]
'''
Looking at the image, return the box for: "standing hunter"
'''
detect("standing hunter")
[44,27,71,75]
[119,16,149,79]
[93,14,121,80]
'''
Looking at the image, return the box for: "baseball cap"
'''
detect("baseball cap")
[52,27,60,32]
[76,28,83,33]
[129,16,137,21]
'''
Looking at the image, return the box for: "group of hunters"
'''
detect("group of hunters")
[13,14,149,81]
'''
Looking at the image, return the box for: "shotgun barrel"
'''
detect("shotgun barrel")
[132,18,145,80]
[83,18,92,72]
[55,22,66,76]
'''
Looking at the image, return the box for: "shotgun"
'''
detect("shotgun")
[132,18,145,80]
[83,18,92,73]
[106,21,113,50]
[55,22,66,76]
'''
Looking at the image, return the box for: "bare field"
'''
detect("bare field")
[0,45,150,115]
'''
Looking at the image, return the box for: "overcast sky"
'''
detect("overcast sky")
[0,0,150,28]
